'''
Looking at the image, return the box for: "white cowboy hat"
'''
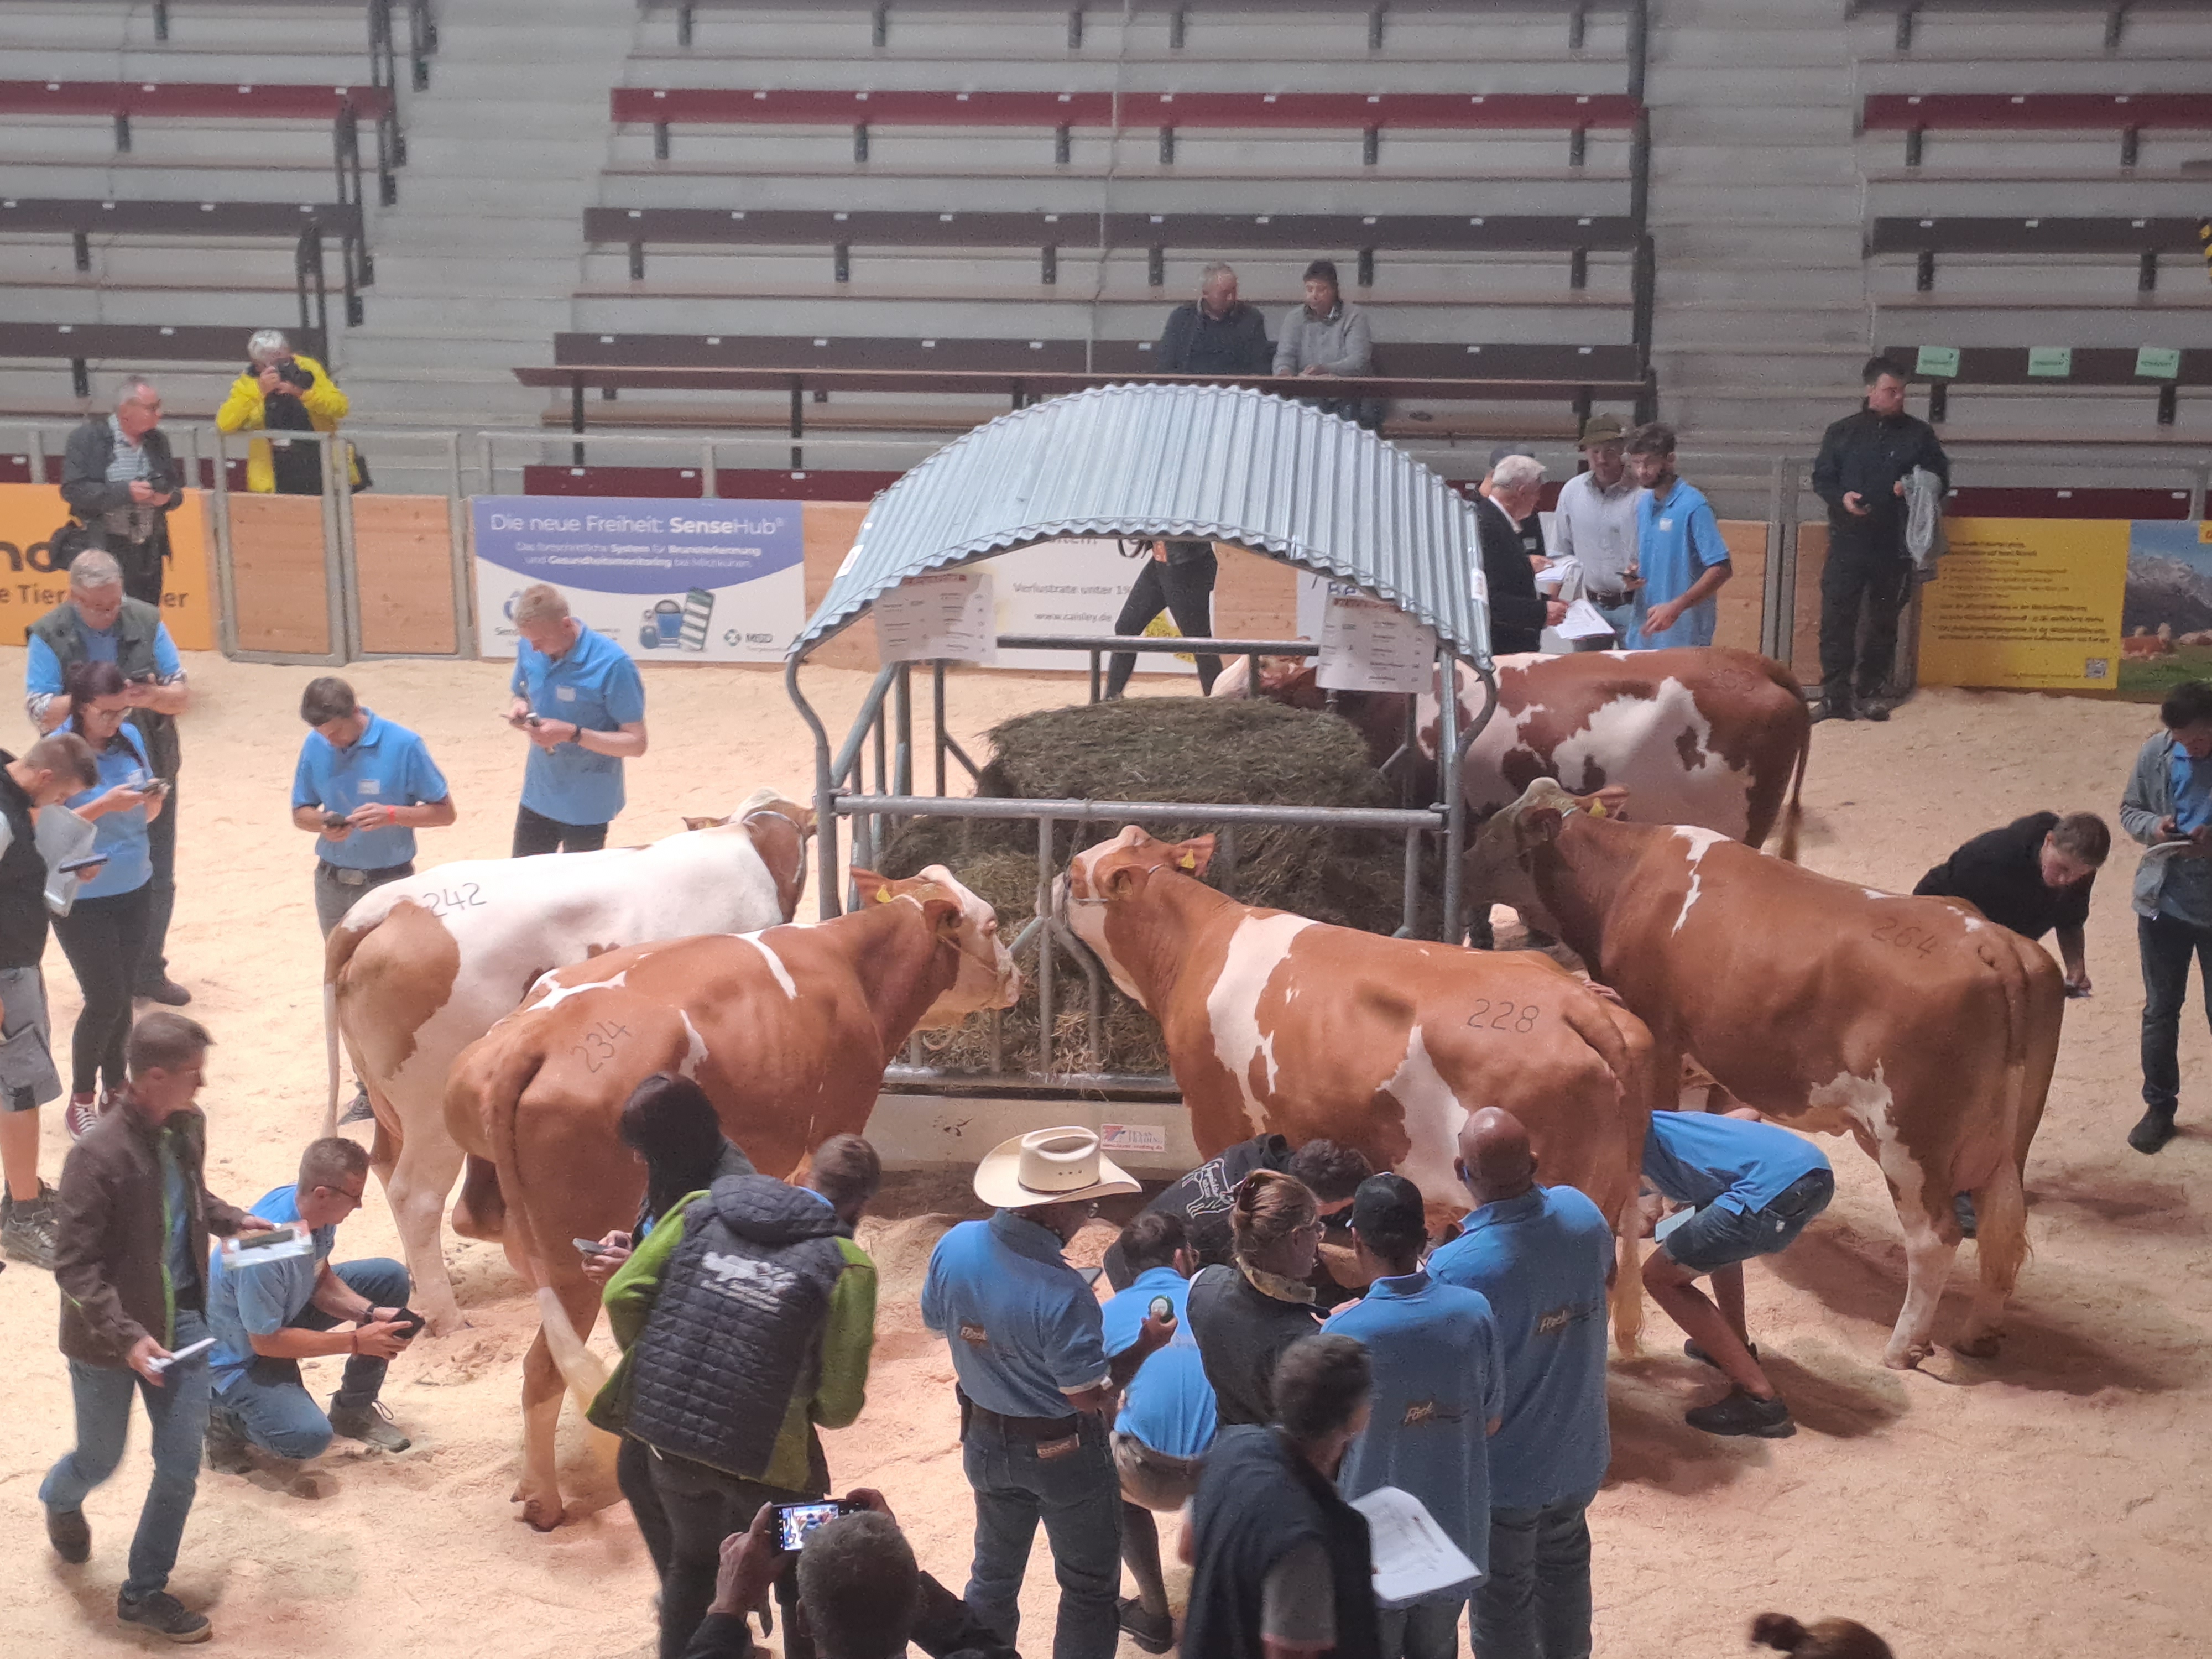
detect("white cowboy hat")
[974,1126,1141,1211]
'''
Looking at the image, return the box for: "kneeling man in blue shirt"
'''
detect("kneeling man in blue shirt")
[1641,1109,1833,1439]
[203,1137,417,1467]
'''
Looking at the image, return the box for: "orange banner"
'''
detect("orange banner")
[0,483,216,651]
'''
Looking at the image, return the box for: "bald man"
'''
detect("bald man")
[1426,1109,1612,1659]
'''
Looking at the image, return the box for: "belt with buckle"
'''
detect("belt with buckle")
[1587,589,1631,608]
[322,861,411,888]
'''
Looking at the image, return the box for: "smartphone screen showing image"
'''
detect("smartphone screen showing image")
[774,1500,852,1552]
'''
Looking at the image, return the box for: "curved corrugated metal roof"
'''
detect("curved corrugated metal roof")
[792,382,1492,665]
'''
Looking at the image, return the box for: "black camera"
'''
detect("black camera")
[257,357,314,393]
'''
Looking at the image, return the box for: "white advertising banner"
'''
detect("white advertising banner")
[471,495,805,661]
[977,538,1199,674]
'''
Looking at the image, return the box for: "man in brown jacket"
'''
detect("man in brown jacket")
[40,1011,267,1644]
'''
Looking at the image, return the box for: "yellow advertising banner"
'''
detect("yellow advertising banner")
[1915,517,2128,692]
[0,484,216,651]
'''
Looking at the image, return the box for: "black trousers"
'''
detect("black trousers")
[646,1451,811,1659]
[512,803,610,857]
[1818,534,1912,702]
[112,535,164,608]
[136,777,176,994]
[617,1433,674,1579]
[1106,548,1221,697]
[53,884,152,1094]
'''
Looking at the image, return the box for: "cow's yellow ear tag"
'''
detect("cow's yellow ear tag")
[1178,853,1196,870]
[874,887,893,902]
[1589,801,1608,819]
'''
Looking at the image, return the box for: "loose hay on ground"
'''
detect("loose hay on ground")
[874,696,1425,1074]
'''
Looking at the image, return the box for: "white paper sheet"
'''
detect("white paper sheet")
[1317,593,1437,695]
[1352,1484,1481,1609]
[873,570,997,664]
[1555,598,1618,641]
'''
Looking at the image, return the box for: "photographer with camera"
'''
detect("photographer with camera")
[216,328,360,496]
[201,1135,416,1469]
[59,377,183,606]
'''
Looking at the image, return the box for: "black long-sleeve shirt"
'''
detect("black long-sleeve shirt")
[1474,494,1550,655]
[1810,406,1949,552]
[1913,811,2094,942]
[681,1571,1020,1659]
[1155,301,1273,376]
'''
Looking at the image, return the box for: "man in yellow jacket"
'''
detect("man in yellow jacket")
[215,330,358,494]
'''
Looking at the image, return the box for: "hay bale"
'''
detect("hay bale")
[874,696,1424,1076]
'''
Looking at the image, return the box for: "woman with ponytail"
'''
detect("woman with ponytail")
[1186,1168,1326,1427]
[51,658,162,1140]
[1752,1611,1895,1659]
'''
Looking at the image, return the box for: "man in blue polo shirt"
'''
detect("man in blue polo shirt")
[1641,1108,1833,1440]
[503,582,648,855]
[1329,1173,1501,1659]
[1100,1210,1218,1655]
[291,676,456,940]
[1427,1108,1611,1659]
[1625,421,1731,650]
[202,1135,415,1468]
[921,1126,1171,1659]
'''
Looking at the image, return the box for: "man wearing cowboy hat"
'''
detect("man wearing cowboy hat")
[921,1126,1176,1659]
[1550,414,1645,650]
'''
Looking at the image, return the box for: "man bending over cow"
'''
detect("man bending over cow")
[202,1135,416,1470]
[1640,1109,1833,1439]
[1914,810,2106,994]
[2121,679,2212,1155]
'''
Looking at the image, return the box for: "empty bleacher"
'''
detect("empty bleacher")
[553,0,1652,457]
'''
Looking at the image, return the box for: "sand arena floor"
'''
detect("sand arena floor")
[1,650,2206,1658]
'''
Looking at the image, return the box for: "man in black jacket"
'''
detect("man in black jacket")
[1155,263,1272,379]
[59,378,184,608]
[1475,455,1566,656]
[1809,358,1949,723]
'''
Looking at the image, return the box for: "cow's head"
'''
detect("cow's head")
[1058,826,1216,1002]
[1464,778,1624,924]
[682,790,818,921]
[850,864,1020,1026]
[1211,655,1323,706]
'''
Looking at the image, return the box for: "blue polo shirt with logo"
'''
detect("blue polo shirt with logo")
[1102,1265,1217,1460]
[1427,1186,1611,1511]
[1642,1110,1831,1217]
[510,624,647,827]
[1328,1268,1503,1575]
[920,1209,1109,1420]
[60,718,154,899]
[1630,477,1730,649]
[291,711,450,871]
[204,1185,335,1394]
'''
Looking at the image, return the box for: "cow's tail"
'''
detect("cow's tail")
[1766,658,1812,865]
[472,1030,611,1408]
[320,920,373,1139]
[1561,992,1649,1353]
[1971,937,2038,1307]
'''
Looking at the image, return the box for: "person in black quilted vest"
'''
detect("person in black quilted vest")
[591,1113,881,1659]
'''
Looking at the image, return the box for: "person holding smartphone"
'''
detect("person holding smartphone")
[503,582,648,856]
[53,660,164,1142]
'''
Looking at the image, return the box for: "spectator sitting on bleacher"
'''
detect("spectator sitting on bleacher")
[216,330,359,497]
[1272,259,1379,429]
[59,378,182,609]
[1155,262,1272,379]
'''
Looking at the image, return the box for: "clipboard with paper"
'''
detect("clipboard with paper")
[32,804,101,916]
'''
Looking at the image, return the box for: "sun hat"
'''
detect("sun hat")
[974,1126,1141,1210]
[1578,413,1626,446]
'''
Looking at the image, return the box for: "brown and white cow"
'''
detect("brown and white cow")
[1215,646,1811,854]
[1467,779,2065,1369]
[325,789,812,1333]
[441,865,1017,1530]
[1060,826,1654,1328]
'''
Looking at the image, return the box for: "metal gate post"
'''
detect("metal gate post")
[210,426,240,656]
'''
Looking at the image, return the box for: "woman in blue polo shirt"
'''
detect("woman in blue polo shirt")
[503,583,649,856]
[53,660,164,1138]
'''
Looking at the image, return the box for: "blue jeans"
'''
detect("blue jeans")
[962,1412,1121,1659]
[40,1310,212,1598]
[2139,910,2212,1114]
[1379,1594,1469,1659]
[212,1258,409,1458]
[1472,1491,1595,1659]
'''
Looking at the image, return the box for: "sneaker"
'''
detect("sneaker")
[1,1183,60,1270]
[1811,700,1851,724]
[136,979,192,1007]
[1118,1598,1175,1655]
[2128,1105,2178,1155]
[1953,1192,1979,1238]
[65,1091,102,1140]
[1683,1338,1759,1371]
[338,1084,375,1127]
[205,1406,254,1474]
[116,1589,211,1644]
[328,1396,411,1453]
[1684,1386,1796,1439]
[46,1503,90,1564]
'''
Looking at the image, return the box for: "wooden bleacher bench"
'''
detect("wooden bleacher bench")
[1867,215,2208,291]
[0,319,330,398]
[0,79,393,122]
[1880,341,2210,428]
[1863,92,2212,166]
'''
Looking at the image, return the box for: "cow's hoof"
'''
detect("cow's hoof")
[1883,1342,1933,1371]
[424,1313,470,1339]
[1951,1332,2001,1360]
